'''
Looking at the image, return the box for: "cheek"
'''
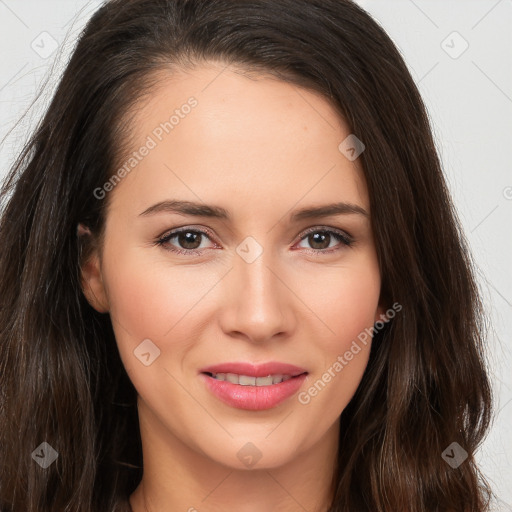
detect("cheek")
[101,244,226,374]
[295,255,380,412]
[298,254,381,347]
[103,243,217,331]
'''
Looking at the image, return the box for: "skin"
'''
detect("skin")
[81,62,386,512]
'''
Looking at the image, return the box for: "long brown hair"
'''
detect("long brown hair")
[0,1,493,510]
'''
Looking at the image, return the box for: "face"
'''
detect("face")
[81,62,385,471]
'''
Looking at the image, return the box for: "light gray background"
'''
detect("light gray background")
[1,0,511,505]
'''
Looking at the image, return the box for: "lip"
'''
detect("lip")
[199,362,307,378]
[199,362,308,411]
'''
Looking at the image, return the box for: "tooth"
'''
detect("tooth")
[209,373,295,385]
[256,376,274,386]
[226,373,239,384]
[239,375,256,386]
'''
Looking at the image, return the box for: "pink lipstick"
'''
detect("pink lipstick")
[199,362,308,410]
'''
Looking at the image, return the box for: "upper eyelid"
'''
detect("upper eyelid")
[299,225,352,238]
[159,225,352,246]
[160,226,217,244]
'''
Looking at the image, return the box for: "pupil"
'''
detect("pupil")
[179,232,201,249]
[310,232,329,250]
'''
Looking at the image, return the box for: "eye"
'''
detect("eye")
[295,227,353,255]
[154,225,354,256]
[155,227,217,255]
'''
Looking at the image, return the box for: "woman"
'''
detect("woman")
[0,0,494,510]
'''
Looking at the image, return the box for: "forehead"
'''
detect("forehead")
[107,62,369,217]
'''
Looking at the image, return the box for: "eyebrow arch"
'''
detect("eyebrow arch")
[139,199,369,220]
[139,200,229,219]
[289,202,369,221]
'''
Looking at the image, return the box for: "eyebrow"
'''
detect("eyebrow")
[139,199,369,221]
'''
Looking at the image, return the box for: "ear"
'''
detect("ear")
[374,294,390,325]
[78,223,110,313]
[374,303,387,324]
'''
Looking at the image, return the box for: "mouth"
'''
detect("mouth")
[199,362,309,410]
[202,372,303,386]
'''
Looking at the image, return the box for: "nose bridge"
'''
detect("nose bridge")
[220,241,293,342]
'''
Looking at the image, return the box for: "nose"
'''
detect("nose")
[217,248,296,344]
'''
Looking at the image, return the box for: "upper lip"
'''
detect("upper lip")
[200,362,308,378]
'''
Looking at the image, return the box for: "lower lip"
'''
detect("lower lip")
[200,373,308,411]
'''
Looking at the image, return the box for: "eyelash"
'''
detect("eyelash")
[154,226,354,257]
